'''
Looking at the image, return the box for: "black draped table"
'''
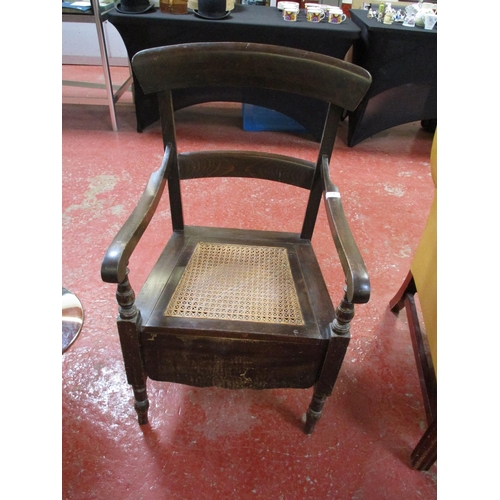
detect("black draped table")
[348,9,437,147]
[107,5,360,139]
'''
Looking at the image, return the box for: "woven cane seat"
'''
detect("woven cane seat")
[164,242,304,325]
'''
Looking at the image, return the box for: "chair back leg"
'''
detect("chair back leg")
[411,416,437,470]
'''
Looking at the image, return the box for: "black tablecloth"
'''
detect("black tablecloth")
[348,9,437,146]
[107,5,361,137]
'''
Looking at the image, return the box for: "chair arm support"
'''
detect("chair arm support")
[321,156,370,304]
[101,144,173,284]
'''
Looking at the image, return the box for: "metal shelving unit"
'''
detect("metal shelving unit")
[62,0,133,131]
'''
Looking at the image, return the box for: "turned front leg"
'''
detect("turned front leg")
[116,269,149,425]
[304,394,327,434]
[133,385,150,425]
[304,291,353,434]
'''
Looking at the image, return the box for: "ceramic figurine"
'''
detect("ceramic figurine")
[393,9,403,22]
[377,2,385,22]
[383,2,394,24]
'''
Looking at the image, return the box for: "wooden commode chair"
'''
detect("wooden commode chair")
[101,42,372,434]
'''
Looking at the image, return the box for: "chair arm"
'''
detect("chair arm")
[321,156,370,304]
[101,144,173,284]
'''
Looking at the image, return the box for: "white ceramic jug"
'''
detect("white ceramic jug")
[415,2,436,27]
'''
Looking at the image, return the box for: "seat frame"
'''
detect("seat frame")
[102,42,372,433]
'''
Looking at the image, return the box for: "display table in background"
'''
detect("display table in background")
[107,5,360,139]
[348,9,437,146]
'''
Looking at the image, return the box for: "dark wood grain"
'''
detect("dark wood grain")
[178,151,315,189]
[142,334,326,389]
[133,42,371,111]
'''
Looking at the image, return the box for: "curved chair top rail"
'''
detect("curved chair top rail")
[132,42,372,112]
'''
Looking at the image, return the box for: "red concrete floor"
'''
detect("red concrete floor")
[62,66,437,499]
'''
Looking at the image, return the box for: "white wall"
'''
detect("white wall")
[62,19,128,66]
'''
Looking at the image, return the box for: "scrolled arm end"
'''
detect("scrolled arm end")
[346,267,371,304]
[101,240,129,284]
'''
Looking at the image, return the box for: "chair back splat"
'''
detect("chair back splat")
[101,42,372,434]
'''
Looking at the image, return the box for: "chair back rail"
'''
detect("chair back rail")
[178,151,315,188]
[132,42,371,111]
